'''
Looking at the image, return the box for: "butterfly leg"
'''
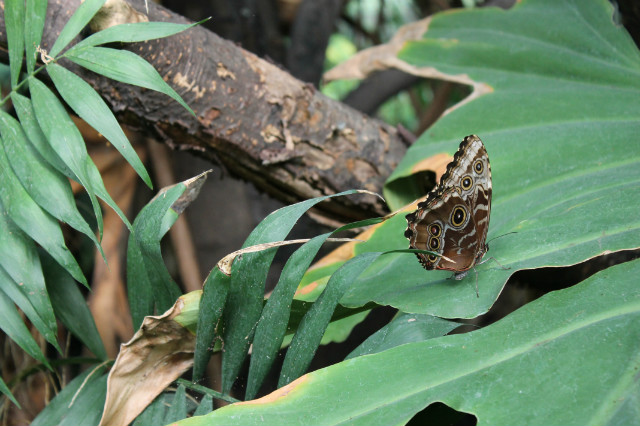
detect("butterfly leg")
[478,256,510,271]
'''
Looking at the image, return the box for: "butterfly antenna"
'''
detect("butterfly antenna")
[487,231,517,245]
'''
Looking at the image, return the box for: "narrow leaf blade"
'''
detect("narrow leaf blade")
[66,46,194,115]
[220,190,364,395]
[47,63,152,188]
[0,142,87,287]
[192,268,230,381]
[5,0,25,88]
[164,385,188,423]
[0,376,20,408]
[0,110,104,257]
[126,172,207,328]
[0,286,49,366]
[278,252,382,387]
[11,93,75,179]
[70,21,198,52]
[31,366,108,426]
[24,0,48,73]
[42,252,107,359]
[0,213,59,350]
[49,0,106,57]
[345,313,460,360]
[29,77,132,233]
[192,395,213,417]
[245,233,331,400]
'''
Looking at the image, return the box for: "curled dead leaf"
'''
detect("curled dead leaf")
[217,238,360,276]
[98,295,197,426]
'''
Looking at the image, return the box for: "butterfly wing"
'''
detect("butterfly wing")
[405,135,492,272]
[443,135,492,259]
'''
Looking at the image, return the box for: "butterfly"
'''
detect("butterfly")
[404,135,493,295]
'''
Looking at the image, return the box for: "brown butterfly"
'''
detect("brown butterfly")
[404,135,493,295]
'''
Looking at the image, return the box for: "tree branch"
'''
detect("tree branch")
[0,0,408,221]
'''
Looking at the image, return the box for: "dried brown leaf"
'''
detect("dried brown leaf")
[98,295,196,426]
[323,17,492,115]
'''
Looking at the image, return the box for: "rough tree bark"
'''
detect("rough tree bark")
[0,0,409,221]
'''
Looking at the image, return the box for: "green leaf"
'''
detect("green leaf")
[0,213,59,350]
[49,0,106,58]
[174,258,640,426]
[245,217,384,399]
[307,0,640,320]
[192,268,230,381]
[133,394,167,426]
[41,251,107,360]
[126,238,154,331]
[5,0,25,88]
[192,395,213,417]
[164,385,188,423]
[66,46,194,115]
[345,312,460,360]
[0,110,104,258]
[31,365,108,426]
[58,374,108,426]
[0,265,59,354]
[278,252,382,388]
[127,172,208,329]
[24,0,47,74]
[245,234,331,399]
[0,376,19,408]
[11,93,75,179]
[47,63,152,188]
[0,286,49,367]
[127,184,184,329]
[0,140,87,287]
[220,190,364,395]
[29,76,133,234]
[69,21,199,52]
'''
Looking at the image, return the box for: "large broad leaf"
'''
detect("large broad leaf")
[345,312,460,360]
[174,258,640,426]
[305,0,640,320]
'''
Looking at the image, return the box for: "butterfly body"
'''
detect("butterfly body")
[404,135,492,278]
